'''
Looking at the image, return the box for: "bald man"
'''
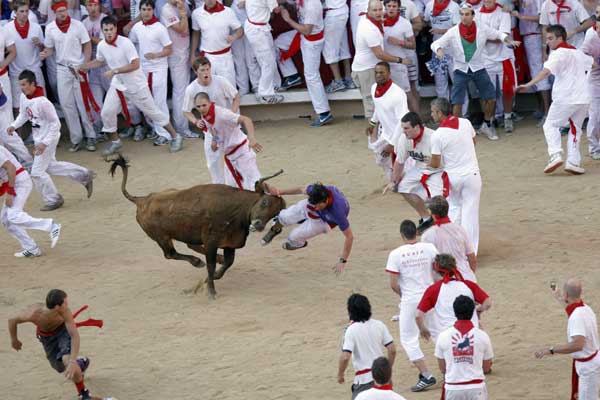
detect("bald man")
[535,279,600,400]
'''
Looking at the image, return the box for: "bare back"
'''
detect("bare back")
[22,303,67,333]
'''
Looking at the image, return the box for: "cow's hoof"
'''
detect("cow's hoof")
[207,291,217,300]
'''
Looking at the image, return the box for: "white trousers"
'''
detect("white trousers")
[224,145,261,191]
[205,51,237,89]
[487,62,510,118]
[444,385,488,400]
[1,173,54,251]
[350,4,366,45]
[399,301,425,361]
[101,85,169,133]
[56,66,96,144]
[232,37,253,95]
[45,54,59,99]
[323,13,351,64]
[168,50,191,133]
[244,23,278,96]
[543,102,588,166]
[587,96,600,155]
[576,356,600,400]
[10,68,45,108]
[523,34,551,91]
[368,135,393,181]
[204,131,225,184]
[88,66,111,131]
[0,72,13,110]
[0,107,32,163]
[278,198,331,247]
[275,30,299,78]
[390,64,410,92]
[434,56,453,100]
[447,172,481,254]
[143,69,171,140]
[301,37,330,114]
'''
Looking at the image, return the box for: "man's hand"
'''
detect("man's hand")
[431,28,445,35]
[32,37,41,46]
[514,84,529,93]
[5,194,14,208]
[105,69,116,79]
[508,39,521,48]
[34,143,47,155]
[382,182,397,195]
[39,49,50,61]
[401,57,412,65]
[226,35,236,44]
[11,338,22,351]
[280,8,291,23]
[76,63,88,72]
[534,347,550,359]
[333,261,346,276]
[380,144,394,158]
[249,139,263,153]
[264,183,281,196]
[419,328,431,341]
[365,125,375,138]
[237,0,246,8]
[6,126,15,136]
[511,10,520,18]
[211,140,219,152]
[337,374,345,384]
[65,360,81,380]
[436,48,444,60]
[567,31,575,40]
[387,36,405,46]
[144,52,156,60]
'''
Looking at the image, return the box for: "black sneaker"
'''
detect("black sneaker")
[411,374,436,392]
[417,217,434,235]
[79,389,91,400]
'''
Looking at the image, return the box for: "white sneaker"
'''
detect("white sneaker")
[591,152,600,160]
[564,161,585,175]
[50,223,61,248]
[479,124,499,141]
[15,248,41,258]
[544,153,563,174]
[133,125,145,142]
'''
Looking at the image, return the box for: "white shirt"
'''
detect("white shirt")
[430,117,479,176]
[342,319,394,384]
[160,2,190,52]
[386,242,437,303]
[355,387,407,400]
[421,222,476,281]
[352,17,384,72]
[245,0,278,25]
[11,94,61,146]
[0,145,22,182]
[383,15,414,59]
[230,0,248,22]
[371,82,408,145]
[568,304,600,359]
[395,126,439,172]
[82,14,107,59]
[129,21,172,73]
[182,76,238,112]
[38,0,56,23]
[324,0,349,17]
[44,19,90,66]
[581,28,600,90]
[96,35,148,92]
[6,20,44,73]
[398,0,419,21]
[518,0,542,35]
[191,6,240,53]
[431,22,508,73]
[475,6,514,64]
[540,0,589,47]
[544,46,593,104]
[435,324,493,389]
[0,27,15,68]
[205,105,245,154]
[424,0,460,41]
[299,0,324,35]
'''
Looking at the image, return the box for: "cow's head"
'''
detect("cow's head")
[249,170,286,232]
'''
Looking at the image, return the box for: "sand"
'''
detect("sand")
[1,116,600,400]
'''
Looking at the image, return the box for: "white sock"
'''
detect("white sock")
[504,113,512,120]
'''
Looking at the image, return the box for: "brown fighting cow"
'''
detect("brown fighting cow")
[109,155,286,299]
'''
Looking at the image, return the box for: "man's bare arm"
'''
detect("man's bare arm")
[8,307,37,351]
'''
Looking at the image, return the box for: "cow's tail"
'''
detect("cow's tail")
[109,154,142,205]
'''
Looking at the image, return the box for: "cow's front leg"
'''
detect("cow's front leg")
[214,248,235,280]
[196,244,218,299]
[187,243,225,265]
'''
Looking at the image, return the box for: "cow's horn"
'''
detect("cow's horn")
[258,169,284,184]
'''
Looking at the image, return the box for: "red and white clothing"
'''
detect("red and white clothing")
[542,44,593,166]
[244,0,279,97]
[567,301,600,400]
[0,99,32,164]
[418,278,489,340]
[342,319,395,385]
[581,27,600,156]
[182,76,238,184]
[0,25,16,108]
[38,0,59,96]
[386,242,437,361]
[431,116,481,254]
[191,4,240,87]
[539,0,590,48]
[202,104,261,191]
[518,0,551,92]
[230,0,260,95]
[10,90,91,206]
[0,146,56,252]
[371,81,408,151]
[355,386,407,400]
[435,320,493,399]
[322,0,351,65]
[45,17,96,145]
[130,19,173,140]
[383,14,413,91]
[394,126,444,200]
[349,0,369,45]
[161,2,191,134]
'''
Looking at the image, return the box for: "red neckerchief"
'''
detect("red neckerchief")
[594,23,599,33]
[434,215,451,226]
[203,102,216,129]
[366,15,384,35]
[373,384,393,390]
[204,1,225,13]
[439,115,459,129]
[374,79,393,98]
[15,19,30,39]
[467,0,482,5]
[454,320,474,335]
[566,300,585,317]
[556,41,576,50]
[552,0,571,24]
[106,35,118,47]
[412,126,425,149]
[433,0,451,16]
[383,13,399,27]
[26,86,45,99]
[459,22,477,43]
[434,261,464,283]
[56,16,72,33]
[479,3,499,13]
[143,16,159,25]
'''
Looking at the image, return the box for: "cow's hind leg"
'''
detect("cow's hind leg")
[194,244,219,299]
[187,243,225,265]
[214,248,235,280]
[156,238,205,268]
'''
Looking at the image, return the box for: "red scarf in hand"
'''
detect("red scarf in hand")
[552,0,571,24]
[433,0,451,16]
[26,86,45,99]
[454,320,475,335]
[143,16,159,25]
[204,1,225,13]
[439,115,459,129]
[15,19,30,39]
[383,13,399,27]
[556,41,576,50]
[366,15,384,34]
[459,22,477,43]
[479,3,499,13]
[374,79,393,98]
[56,16,72,33]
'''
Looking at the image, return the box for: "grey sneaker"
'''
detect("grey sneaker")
[119,126,134,139]
[511,112,525,122]
[479,124,499,141]
[96,133,108,143]
[591,151,600,160]
[40,195,64,212]
[343,77,357,89]
[102,140,123,156]
[261,220,283,246]
[326,79,346,94]
[50,223,61,248]
[259,94,284,104]
[133,125,145,142]
[169,135,183,153]
[14,247,41,258]
[182,131,201,139]
[85,139,96,152]
[69,142,81,152]
[504,118,514,133]
[536,115,547,128]
[154,136,170,146]
[411,374,437,392]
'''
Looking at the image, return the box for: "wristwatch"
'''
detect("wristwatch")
[396,57,403,64]
[339,257,347,264]
[549,346,555,355]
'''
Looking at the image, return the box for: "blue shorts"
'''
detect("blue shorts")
[451,68,495,104]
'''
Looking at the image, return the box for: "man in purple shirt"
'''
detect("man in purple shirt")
[261,182,354,275]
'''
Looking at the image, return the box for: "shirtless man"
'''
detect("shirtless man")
[8,289,106,400]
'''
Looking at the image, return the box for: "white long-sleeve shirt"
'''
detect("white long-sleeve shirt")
[10,94,61,146]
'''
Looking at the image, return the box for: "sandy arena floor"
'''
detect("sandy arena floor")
[1,116,599,400]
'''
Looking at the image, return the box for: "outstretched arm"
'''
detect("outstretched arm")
[238,115,262,153]
[8,307,36,351]
[516,68,551,92]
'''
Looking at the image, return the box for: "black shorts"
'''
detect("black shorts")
[37,324,71,373]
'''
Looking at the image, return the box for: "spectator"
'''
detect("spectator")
[355,357,408,399]
[323,0,354,93]
[539,0,592,48]
[581,6,600,160]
